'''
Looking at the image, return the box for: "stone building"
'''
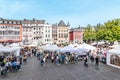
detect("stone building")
[57,20,70,44]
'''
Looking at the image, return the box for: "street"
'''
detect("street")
[1,57,120,80]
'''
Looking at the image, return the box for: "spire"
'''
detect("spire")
[67,21,70,27]
[78,25,80,29]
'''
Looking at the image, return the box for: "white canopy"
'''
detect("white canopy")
[77,43,96,51]
[107,46,120,54]
[9,43,20,47]
[59,43,95,55]
[107,46,120,69]
[0,45,22,56]
[59,45,76,53]
[43,45,59,51]
[0,46,14,52]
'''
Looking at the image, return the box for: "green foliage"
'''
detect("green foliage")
[84,19,120,42]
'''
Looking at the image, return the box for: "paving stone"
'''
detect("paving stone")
[0,57,120,80]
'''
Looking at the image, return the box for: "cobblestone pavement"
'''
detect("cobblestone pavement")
[1,57,120,80]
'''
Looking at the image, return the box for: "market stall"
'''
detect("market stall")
[59,45,76,53]
[78,43,96,51]
[107,46,120,69]
[0,45,22,56]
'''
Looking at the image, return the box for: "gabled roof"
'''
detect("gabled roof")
[58,20,66,26]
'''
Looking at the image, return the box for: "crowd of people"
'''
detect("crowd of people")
[0,46,108,78]
[0,48,29,77]
[35,50,101,69]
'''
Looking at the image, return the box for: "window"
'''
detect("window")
[48,34,50,37]
[55,34,57,37]
[0,31,2,35]
[59,34,60,38]
[61,34,63,38]
[48,30,50,33]
[28,24,30,26]
[64,34,68,38]
[34,28,35,30]
[13,22,16,24]
[25,24,28,26]
[36,27,38,30]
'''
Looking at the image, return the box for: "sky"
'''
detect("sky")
[0,0,120,27]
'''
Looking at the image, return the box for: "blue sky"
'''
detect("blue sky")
[0,0,120,27]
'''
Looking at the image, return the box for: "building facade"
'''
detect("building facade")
[0,18,22,43]
[22,19,33,45]
[22,18,52,45]
[57,20,70,44]
[43,24,52,44]
[0,18,76,45]
[52,24,57,44]
[69,29,83,44]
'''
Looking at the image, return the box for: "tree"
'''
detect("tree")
[96,19,120,42]
[84,24,96,43]
[84,19,120,43]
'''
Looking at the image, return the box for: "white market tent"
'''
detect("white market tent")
[9,43,20,47]
[59,45,76,53]
[0,45,22,56]
[107,46,120,69]
[28,42,38,47]
[74,48,87,55]
[0,46,14,52]
[59,43,96,55]
[43,45,59,52]
[77,43,96,51]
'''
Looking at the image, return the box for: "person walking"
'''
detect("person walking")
[90,55,95,68]
[56,55,60,65]
[95,55,100,69]
[40,58,44,67]
[84,56,88,67]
